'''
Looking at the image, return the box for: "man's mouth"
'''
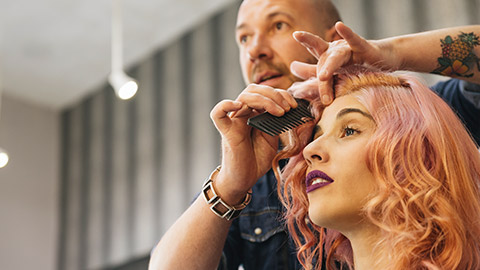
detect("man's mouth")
[255,72,283,84]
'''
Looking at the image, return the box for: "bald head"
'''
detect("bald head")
[240,0,341,37]
[311,0,341,32]
[236,0,342,88]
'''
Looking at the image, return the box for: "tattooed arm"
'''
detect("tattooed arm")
[386,25,480,84]
[290,23,480,104]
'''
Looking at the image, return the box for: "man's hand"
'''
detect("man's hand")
[210,84,297,204]
[290,22,397,105]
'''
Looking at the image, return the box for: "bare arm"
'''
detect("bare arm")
[148,195,232,270]
[380,25,480,82]
[290,23,480,104]
[149,85,297,270]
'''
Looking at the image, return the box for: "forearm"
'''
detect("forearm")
[383,25,480,83]
[149,195,232,270]
[150,84,291,269]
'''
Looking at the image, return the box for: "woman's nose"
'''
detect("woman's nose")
[303,137,329,166]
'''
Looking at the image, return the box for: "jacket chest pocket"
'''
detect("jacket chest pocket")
[238,207,285,243]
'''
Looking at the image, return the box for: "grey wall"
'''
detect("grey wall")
[0,94,59,270]
[58,2,244,269]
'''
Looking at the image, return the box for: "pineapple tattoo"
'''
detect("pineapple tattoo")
[433,32,480,77]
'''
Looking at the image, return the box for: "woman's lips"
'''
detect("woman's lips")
[305,170,334,193]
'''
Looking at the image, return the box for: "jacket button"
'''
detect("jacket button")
[254,227,262,235]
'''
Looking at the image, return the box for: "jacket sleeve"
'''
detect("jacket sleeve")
[431,79,480,146]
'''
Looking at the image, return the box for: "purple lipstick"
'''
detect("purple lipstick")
[306,170,334,193]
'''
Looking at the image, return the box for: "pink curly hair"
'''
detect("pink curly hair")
[274,68,480,269]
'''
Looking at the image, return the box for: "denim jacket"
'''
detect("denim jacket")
[218,169,302,270]
[431,79,480,145]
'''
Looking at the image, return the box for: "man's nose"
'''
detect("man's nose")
[247,34,273,62]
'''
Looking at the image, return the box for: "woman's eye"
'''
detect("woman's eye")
[343,127,357,137]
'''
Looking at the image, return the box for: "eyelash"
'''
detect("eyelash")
[310,122,363,142]
[342,126,359,137]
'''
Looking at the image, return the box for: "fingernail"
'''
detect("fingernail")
[282,100,290,109]
[293,31,307,42]
[322,95,332,104]
[293,31,304,37]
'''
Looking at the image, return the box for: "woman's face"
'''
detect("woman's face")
[303,94,377,233]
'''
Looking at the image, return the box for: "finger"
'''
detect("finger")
[210,100,243,128]
[277,89,298,108]
[287,78,319,100]
[336,22,369,52]
[236,93,287,117]
[228,103,251,118]
[290,61,316,80]
[317,44,351,81]
[236,94,285,116]
[293,31,328,59]
[317,77,334,105]
[238,85,294,115]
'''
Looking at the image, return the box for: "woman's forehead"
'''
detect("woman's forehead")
[321,95,366,119]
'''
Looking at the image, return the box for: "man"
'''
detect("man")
[149,1,341,269]
[149,0,480,269]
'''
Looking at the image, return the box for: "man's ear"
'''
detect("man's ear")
[325,23,342,41]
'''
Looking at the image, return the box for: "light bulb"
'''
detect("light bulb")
[108,71,138,100]
[117,80,138,100]
[0,148,9,168]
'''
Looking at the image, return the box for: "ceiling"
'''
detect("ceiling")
[1,0,236,110]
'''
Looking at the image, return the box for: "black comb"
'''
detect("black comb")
[247,99,313,136]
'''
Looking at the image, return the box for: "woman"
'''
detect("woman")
[273,67,480,269]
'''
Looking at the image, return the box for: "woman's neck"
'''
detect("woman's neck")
[342,222,385,270]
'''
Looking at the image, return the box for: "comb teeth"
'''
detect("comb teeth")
[247,99,313,136]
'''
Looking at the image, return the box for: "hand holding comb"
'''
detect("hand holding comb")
[247,99,313,136]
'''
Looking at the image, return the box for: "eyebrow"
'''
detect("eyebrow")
[336,108,373,120]
[312,108,373,136]
[236,11,294,31]
[267,11,294,21]
[236,23,247,32]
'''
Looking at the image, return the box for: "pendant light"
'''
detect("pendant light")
[108,0,138,100]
